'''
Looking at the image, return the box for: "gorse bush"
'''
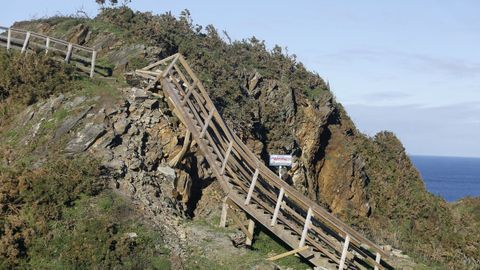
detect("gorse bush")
[0,51,76,105]
[0,156,105,267]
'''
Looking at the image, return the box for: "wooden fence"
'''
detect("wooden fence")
[0,26,96,78]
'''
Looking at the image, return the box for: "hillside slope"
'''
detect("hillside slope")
[1,7,478,269]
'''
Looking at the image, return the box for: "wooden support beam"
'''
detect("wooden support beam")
[270,187,285,226]
[45,37,50,54]
[21,31,30,53]
[228,205,253,240]
[219,197,228,228]
[244,168,259,205]
[338,234,350,270]
[168,130,191,167]
[220,141,233,175]
[299,207,313,247]
[200,110,214,138]
[65,43,73,62]
[161,53,180,78]
[245,219,255,246]
[374,252,381,270]
[266,246,309,261]
[181,87,193,106]
[6,28,11,50]
[90,51,97,78]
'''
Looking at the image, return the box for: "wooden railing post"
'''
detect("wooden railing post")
[271,187,285,226]
[21,31,30,53]
[244,168,259,205]
[90,50,97,78]
[65,43,73,63]
[45,37,50,55]
[374,252,381,270]
[299,208,313,247]
[220,197,228,227]
[6,28,11,50]
[245,219,255,246]
[338,234,350,270]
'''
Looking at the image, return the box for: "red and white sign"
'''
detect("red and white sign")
[269,154,292,167]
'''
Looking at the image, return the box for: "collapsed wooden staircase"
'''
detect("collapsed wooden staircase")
[136,54,393,270]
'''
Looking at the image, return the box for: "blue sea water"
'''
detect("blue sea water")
[410,155,480,202]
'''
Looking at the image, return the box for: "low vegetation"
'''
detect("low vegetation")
[1,6,479,269]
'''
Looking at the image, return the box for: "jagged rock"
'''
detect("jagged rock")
[230,232,246,248]
[131,88,149,102]
[65,123,107,153]
[248,72,262,98]
[68,24,90,45]
[143,99,159,110]
[114,118,130,135]
[104,159,125,172]
[65,96,87,109]
[20,106,35,125]
[54,106,92,139]
[158,165,176,182]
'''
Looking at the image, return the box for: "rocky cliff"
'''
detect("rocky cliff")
[1,7,479,270]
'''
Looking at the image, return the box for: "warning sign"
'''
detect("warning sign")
[269,155,292,167]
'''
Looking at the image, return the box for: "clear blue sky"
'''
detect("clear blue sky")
[2,1,479,157]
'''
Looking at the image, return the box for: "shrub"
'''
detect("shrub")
[0,51,76,105]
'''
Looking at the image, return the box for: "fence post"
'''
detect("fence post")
[299,208,312,248]
[90,50,97,78]
[338,234,350,270]
[374,252,381,270]
[6,28,11,50]
[45,37,50,54]
[21,31,30,53]
[65,43,73,63]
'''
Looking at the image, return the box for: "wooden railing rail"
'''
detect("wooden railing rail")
[0,26,97,78]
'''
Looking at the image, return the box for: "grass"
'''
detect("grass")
[184,217,311,270]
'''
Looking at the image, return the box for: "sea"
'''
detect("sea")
[410,155,480,202]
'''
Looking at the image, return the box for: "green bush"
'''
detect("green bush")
[0,50,76,105]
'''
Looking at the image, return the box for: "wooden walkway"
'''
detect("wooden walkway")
[0,26,97,78]
[136,54,394,270]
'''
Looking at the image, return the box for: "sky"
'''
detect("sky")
[1,1,479,157]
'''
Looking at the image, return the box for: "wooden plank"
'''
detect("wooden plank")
[65,43,73,62]
[220,197,228,227]
[374,252,381,270]
[245,219,255,246]
[299,208,313,248]
[6,28,11,50]
[270,187,285,226]
[338,234,350,270]
[267,246,309,261]
[21,31,30,53]
[161,53,180,78]
[244,168,259,205]
[90,51,97,78]
[45,37,50,54]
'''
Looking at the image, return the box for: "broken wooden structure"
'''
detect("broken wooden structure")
[136,53,393,270]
